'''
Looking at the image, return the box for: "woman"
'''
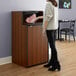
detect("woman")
[43,0,61,71]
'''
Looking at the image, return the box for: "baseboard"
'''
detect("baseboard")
[0,56,12,65]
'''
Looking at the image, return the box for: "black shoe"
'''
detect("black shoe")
[44,61,53,68]
[48,61,61,71]
[44,63,51,68]
[48,66,60,71]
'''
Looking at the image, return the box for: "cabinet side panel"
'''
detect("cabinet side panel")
[12,12,19,63]
[12,12,27,66]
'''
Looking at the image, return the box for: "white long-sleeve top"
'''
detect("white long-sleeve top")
[43,2,58,30]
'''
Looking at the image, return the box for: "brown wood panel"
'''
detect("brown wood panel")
[15,13,19,64]
[27,26,33,66]
[12,12,19,64]
[32,26,38,65]
[37,26,48,63]
[12,12,23,65]
[21,25,28,66]
[18,12,22,65]
[40,26,45,63]
[12,12,48,67]
[42,31,48,62]
[27,26,48,66]
[12,12,16,63]
[36,26,42,64]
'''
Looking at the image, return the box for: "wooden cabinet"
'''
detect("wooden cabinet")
[12,11,48,67]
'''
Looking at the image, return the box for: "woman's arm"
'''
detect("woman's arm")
[43,20,48,34]
[36,16,43,20]
[43,3,54,34]
[25,15,43,23]
[43,20,48,30]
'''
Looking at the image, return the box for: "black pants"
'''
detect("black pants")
[46,30,58,63]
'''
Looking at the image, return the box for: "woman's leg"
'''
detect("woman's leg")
[46,30,58,62]
[44,30,58,66]
[46,30,61,71]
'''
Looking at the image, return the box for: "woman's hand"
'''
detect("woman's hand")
[42,27,46,36]
[42,20,48,35]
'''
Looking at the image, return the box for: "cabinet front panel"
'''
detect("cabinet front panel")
[28,26,48,66]
[12,12,48,67]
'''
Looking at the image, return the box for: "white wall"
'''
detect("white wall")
[0,0,46,58]
[0,0,76,58]
[59,0,76,35]
[59,0,76,20]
